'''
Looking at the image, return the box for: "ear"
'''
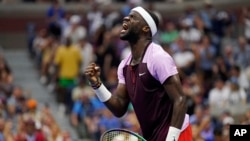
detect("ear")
[142,26,150,33]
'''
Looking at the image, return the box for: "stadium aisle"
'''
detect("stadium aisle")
[3,49,80,140]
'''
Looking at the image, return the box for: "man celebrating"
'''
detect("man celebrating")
[85,6,192,141]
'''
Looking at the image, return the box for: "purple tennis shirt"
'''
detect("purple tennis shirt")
[117,42,189,141]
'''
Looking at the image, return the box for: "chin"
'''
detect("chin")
[120,32,129,40]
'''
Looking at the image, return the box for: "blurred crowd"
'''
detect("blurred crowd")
[0,51,73,140]
[24,0,250,141]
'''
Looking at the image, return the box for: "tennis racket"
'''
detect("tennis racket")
[100,128,147,141]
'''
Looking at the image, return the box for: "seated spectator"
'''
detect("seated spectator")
[224,77,247,106]
[208,77,229,110]
[0,118,5,141]
[179,18,202,44]
[0,56,13,98]
[172,37,195,76]
[98,108,122,135]
[70,91,95,139]
[160,21,179,44]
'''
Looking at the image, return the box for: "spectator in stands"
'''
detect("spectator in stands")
[46,0,65,38]
[63,15,87,45]
[243,7,250,42]
[179,18,202,43]
[70,88,95,139]
[87,2,103,38]
[208,77,229,110]
[98,108,122,136]
[160,20,179,44]
[211,55,230,81]
[234,36,250,69]
[200,0,217,30]
[95,31,120,81]
[0,118,4,141]
[195,35,216,79]
[40,35,58,85]
[0,56,13,98]
[224,77,247,106]
[54,38,82,113]
[229,65,249,91]
[77,37,95,72]
[172,37,195,76]
[32,28,49,69]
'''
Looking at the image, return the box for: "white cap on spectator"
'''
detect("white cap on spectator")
[70,15,81,24]
[223,116,234,125]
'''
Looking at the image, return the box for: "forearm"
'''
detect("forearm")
[170,95,187,128]
[104,96,129,117]
[93,83,129,117]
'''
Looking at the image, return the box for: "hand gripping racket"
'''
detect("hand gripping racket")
[100,128,147,141]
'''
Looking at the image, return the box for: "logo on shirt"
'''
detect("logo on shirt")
[139,72,146,76]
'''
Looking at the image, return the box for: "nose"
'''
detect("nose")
[123,16,129,21]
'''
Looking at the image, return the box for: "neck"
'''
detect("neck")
[129,37,151,65]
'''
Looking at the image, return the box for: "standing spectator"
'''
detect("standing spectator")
[54,38,82,114]
[63,15,87,45]
[32,28,49,69]
[39,35,58,85]
[87,2,103,38]
[46,0,65,38]
[77,37,95,72]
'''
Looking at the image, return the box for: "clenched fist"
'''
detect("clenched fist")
[84,63,101,85]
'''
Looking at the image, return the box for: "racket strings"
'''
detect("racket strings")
[102,130,141,141]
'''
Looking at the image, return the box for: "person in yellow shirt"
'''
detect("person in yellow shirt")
[54,38,82,114]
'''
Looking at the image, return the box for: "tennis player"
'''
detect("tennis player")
[85,6,192,141]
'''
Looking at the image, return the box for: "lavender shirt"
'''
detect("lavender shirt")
[118,42,189,140]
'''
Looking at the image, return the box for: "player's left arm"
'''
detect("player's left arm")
[162,74,187,141]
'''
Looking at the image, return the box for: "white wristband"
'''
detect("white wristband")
[94,84,112,102]
[165,126,181,141]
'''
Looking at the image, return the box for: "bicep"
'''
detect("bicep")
[113,83,130,107]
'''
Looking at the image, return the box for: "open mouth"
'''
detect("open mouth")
[121,23,128,33]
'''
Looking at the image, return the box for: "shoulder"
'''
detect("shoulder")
[119,53,131,68]
[144,42,173,63]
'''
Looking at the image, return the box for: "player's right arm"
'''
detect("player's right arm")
[84,63,130,117]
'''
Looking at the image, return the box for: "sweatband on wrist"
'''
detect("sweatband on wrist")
[94,83,112,102]
[132,6,157,36]
[165,126,181,141]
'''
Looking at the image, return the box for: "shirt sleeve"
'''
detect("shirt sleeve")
[117,59,126,84]
[151,51,178,84]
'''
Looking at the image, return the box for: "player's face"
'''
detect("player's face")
[120,11,142,41]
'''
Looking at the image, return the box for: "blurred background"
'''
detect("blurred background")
[0,0,250,141]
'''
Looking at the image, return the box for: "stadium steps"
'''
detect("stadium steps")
[2,49,82,140]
